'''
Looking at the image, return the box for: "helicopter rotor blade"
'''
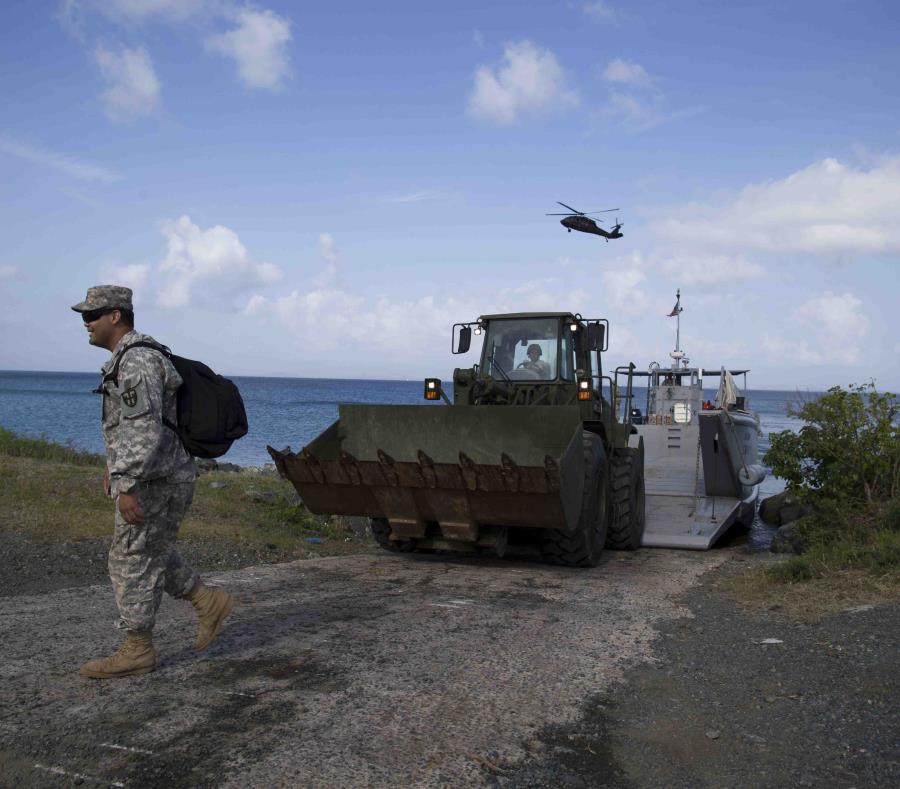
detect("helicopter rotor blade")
[557,201,583,214]
[584,208,619,214]
[546,213,574,216]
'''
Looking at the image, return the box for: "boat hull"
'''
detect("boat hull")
[699,410,761,499]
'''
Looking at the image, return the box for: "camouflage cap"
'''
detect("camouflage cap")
[71,285,133,313]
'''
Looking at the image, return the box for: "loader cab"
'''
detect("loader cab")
[478,314,582,383]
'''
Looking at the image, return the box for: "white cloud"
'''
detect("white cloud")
[239,251,613,376]
[0,135,119,183]
[659,255,766,286]
[655,156,900,260]
[605,91,664,131]
[583,2,617,21]
[601,253,650,315]
[243,293,267,315]
[68,0,210,25]
[795,291,870,343]
[206,7,292,90]
[378,189,449,205]
[99,262,151,295]
[156,216,281,309]
[602,58,650,86]
[468,40,578,125]
[94,44,161,121]
[319,233,337,268]
[316,232,338,286]
[763,291,870,365]
[248,283,467,372]
[266,278,569,363]
[97,0,209,23]
[596,59,685,132]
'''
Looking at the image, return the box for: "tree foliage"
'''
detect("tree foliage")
[765,383,899,503]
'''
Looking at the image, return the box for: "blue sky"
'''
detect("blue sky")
[1,0,898,389]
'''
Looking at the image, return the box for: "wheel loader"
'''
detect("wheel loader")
[268,312,645,567]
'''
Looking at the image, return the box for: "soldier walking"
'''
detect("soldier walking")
[72,285,234,678]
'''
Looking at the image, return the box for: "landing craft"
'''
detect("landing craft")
[547,202,624,241]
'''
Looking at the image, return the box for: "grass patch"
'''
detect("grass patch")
[0,430,374,559]
[724,499,900,620]
[0,426,104,466]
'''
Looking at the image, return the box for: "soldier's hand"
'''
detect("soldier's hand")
[117,492,145,525]
[103,467,111,497]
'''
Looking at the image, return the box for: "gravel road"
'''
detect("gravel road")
[1,548,896,788]
[0,548,724,787]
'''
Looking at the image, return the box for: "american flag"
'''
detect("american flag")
[667,291,682,317]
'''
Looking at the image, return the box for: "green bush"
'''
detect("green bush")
[764,498,900,582]
[886,498,900,533]
[765,382,899,504]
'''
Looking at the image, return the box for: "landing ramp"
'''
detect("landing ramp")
[636,424,748,550]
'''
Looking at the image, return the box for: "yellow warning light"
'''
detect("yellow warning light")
[424,378,442,400]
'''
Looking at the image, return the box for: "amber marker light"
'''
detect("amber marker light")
[578,379,591,401]
[424,378,442,400]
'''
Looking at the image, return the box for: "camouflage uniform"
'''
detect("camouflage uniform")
[100,329,198,631]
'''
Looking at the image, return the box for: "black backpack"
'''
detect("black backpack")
[100,341,248,459]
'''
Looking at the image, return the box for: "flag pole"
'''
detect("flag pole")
[669,289,683,369]
[675,288,681,360]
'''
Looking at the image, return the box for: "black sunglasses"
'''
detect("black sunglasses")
[81,308,116,323]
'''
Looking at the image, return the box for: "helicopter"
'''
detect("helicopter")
[547,201,624,241]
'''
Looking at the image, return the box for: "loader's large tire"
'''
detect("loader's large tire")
[606,448,646,550]
[370,518,416,553]
[540,432,609,567]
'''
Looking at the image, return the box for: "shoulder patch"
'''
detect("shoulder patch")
[119,375,151,419]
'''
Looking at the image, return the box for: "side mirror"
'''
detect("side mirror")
[453,325,472,354]
[587,323,605,351]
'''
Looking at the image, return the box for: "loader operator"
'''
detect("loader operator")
[519,343,551,378]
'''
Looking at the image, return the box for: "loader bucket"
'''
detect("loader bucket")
[268,404,585,541]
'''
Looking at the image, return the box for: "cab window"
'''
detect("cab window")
[560,327,574,381]
[482,318,559,381]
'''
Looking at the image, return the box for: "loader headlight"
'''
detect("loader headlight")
[569,322,578,332]
[473,325,483,336]
[578,379,591,401]
[424,378,442,400]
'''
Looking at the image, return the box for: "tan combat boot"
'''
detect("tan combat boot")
[78,631,156,679]
[186,582,235,650]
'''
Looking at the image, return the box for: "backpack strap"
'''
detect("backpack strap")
[98,341,172,389]
[94,341,178,433]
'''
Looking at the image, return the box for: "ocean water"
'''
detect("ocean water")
[0,371,807,471]
[0,371,438,467]
[2,371,808,551]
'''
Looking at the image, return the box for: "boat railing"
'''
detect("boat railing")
[613,365,637,425]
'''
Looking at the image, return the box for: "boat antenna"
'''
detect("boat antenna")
[667,289,684,369]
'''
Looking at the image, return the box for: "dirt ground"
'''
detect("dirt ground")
[0,547,897,788]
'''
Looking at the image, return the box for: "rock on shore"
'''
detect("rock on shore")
[759,491,812,527]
